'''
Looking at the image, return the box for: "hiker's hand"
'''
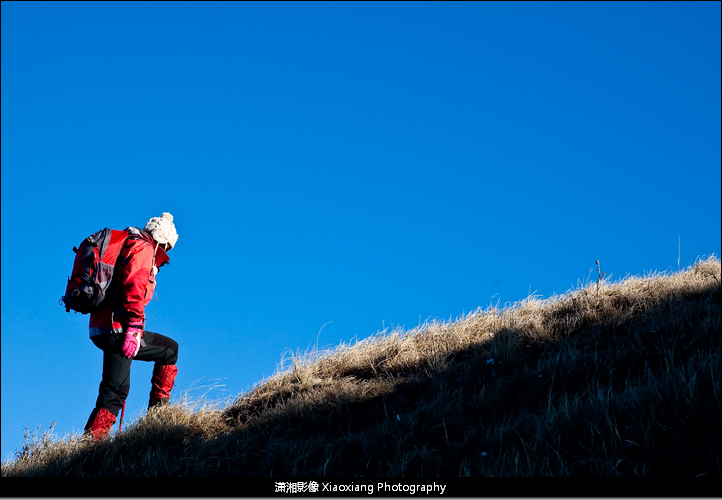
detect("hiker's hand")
[122,327,143,358]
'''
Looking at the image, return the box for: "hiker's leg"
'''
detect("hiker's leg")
[135,331,178,365]
[91,334,132,414]
[85,334,131,438]
[134,331,179,408]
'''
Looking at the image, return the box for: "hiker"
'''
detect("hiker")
[83,213,180,440]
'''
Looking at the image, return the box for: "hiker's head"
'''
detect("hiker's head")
[144,212,178,250]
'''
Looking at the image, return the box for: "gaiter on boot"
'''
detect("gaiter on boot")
[149,364,178,409]
[83,407,117,441]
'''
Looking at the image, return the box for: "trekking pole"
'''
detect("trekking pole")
[119,401,126,433]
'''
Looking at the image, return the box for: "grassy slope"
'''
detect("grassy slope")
[3,257,720,477]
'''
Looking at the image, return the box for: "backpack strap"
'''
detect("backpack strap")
[124,226,170,269]
[124,226,146,239]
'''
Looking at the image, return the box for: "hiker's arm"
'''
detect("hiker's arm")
[118,241,155,328]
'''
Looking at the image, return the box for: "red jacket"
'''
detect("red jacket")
[89,228,170,337]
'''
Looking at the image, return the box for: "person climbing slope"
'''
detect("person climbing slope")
[83,212,180,440]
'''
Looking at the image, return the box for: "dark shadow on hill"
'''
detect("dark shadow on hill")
[200,280,720,476]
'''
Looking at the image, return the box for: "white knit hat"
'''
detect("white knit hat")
[144,212,179,250]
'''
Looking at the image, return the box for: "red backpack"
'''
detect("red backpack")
[60,228,132,314]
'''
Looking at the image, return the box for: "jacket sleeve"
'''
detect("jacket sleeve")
[118,239,155,327]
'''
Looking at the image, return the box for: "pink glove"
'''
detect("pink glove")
[122,326,143,358]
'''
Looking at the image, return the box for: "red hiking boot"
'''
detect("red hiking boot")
[149,364,177,409]
[83,407,117,441]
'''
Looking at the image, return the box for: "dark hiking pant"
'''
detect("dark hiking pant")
[91,331,178,416]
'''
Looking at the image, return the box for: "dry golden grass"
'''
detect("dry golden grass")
[3,256,720,477]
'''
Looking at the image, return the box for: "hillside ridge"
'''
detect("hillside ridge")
[3,256,720,477]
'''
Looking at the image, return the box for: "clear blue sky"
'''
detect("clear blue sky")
[2,1,720,462]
